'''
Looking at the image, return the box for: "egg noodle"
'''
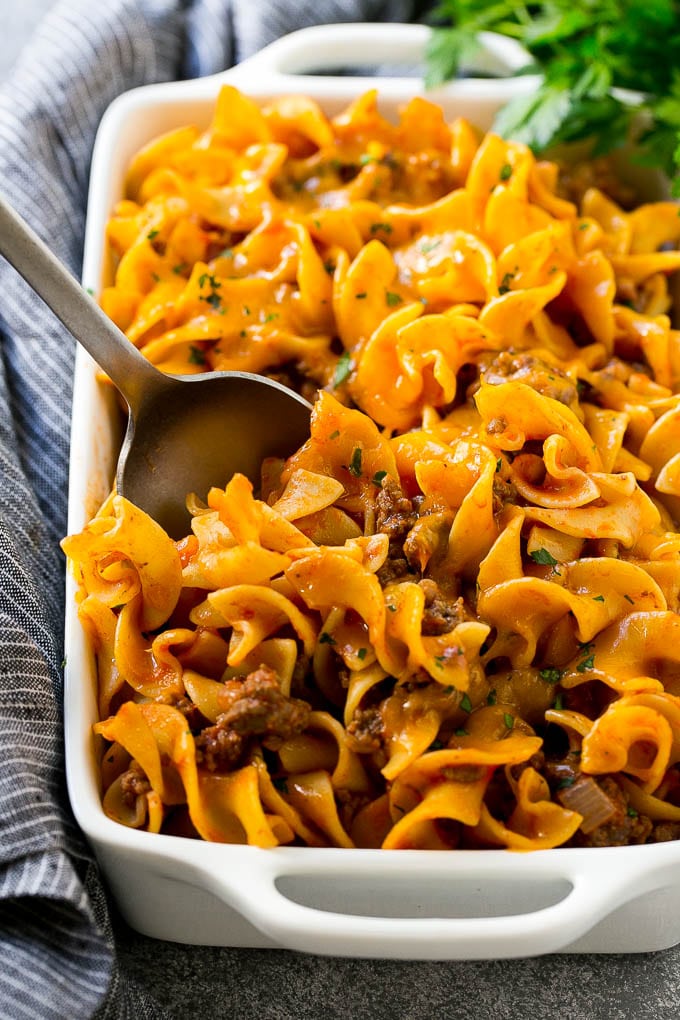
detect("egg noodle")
[62,86,680,850]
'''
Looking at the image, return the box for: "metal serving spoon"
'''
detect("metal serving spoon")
[0,195,312,538]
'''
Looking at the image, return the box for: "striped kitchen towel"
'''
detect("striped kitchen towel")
[0,1,415,1017]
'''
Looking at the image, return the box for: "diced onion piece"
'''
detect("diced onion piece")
[556,776,616,834]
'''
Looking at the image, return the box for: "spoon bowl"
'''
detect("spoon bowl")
[0,195,312,537]
[120,370,311,537]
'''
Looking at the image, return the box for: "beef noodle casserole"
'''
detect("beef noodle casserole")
[63,86,680,851]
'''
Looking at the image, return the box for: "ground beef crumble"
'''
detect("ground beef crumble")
[119,762,151,807]
[195,665,311,771]
[346,707,385,754]
[566,776,653,847]
[375,477,417,539]
[418,578,466,636]
[375,477,419,585]
[652,822,680,842]
[482,351,579,408]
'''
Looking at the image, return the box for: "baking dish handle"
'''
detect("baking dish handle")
[226,23,531,88]
[200,848,675,959]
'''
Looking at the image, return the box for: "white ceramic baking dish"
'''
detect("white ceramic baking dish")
[63,22,680,959]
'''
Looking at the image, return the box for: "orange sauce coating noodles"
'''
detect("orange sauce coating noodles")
[63,86,680,850]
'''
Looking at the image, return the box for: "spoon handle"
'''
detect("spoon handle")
[0,192,163,412]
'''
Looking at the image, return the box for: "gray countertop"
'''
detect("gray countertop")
[3,5,680,1018]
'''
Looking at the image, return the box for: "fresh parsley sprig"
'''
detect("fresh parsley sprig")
[426,0,680,189]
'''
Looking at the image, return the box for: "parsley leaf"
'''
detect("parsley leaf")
[332,351,352,388]
[556,776,576,790]
[426,0,680,187]
[188,345,206,366]
[424,24,483,90]
[530,548,559,567]
[540,667,563,685]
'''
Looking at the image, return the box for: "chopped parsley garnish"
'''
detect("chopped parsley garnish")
[332,350,352,388]
[539,668,563,685]
[198,272,222,309]
[496,457,503,473]
[372,470,387,486]
[357,648,367,661]
[172,262,189,275]
[553,693,564,710]
[624,594,635,605]
[188,345,207,366]
[577,654,596,673]
[429,739,445,750]
[498,271,514,295]
[147,228,159,240]
[385,291,402,307]
[503,713,514,730]
[460,693,472,713]
[370,222,393,235]
[627,806,638,818]
[530,548,559,567]
[329,430,340,440]
[592,595,605,602]
[264,312,279,323]
[454,727,468,736]
[499,163,512,181]
[355,291,367,299]
[349,447,363,477]
[198,272,219,289]
[418,239,441,254]
[556,777,575,790]
[387,604,397,613]
[487,689,497,705]
[319,632,336,645]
